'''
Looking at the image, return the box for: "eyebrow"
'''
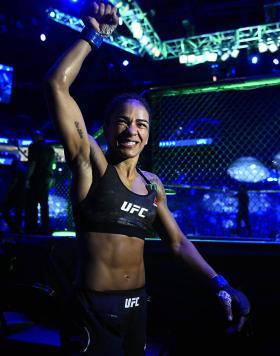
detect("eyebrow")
[114,115,130,121]
[136,119,149,125]
[114,116,149,124]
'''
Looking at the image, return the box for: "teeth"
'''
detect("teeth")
[122,141,136,146]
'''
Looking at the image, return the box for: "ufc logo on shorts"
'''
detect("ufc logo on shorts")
[121,201,148,218]
[125,297,140,308]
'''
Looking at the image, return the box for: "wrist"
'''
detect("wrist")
[80,27,103,49]
[211,274,229,291]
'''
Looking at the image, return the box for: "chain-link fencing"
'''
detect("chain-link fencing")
[145,78,280,238]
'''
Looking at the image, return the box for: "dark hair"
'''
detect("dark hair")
[103,93,151,125]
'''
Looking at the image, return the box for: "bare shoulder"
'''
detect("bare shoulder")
[140,170,166,197]
[140,170,160,183]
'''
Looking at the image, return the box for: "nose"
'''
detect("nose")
[126,123,138,135]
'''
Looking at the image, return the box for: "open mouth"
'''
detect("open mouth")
[118,140,138,147]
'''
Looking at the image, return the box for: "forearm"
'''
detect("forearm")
[174,237,217,280]
[46,39,92,91]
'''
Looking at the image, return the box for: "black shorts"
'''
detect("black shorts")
[60,287,147,356]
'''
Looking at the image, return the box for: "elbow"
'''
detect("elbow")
[44,70,68,93]
[170,235,189,256]
[170,238,183,256]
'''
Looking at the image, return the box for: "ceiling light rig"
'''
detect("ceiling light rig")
[46,7,141,55]
[46,1,280,66]
[110,0,163,58]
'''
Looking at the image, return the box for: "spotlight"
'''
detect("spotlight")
[268,42,278,53]
[40,33,47,42]
[179,55,188,64]
[221,52,230,61]
[196,54,207,64]
[131,21,143,39]
[273,58,279,65]
[251,55,259,64]
[230,48,240,58]
[258,42,268,53]
[49,11,56,18]
[140,36,149,46]
[122,59,129,66]
[205,51,218,62]
[151,47,161,58]
[187,54,197,64]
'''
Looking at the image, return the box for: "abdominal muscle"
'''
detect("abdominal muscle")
[76,231,146,291]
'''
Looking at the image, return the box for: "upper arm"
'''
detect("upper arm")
[152,175,185,250]
[45,83,90,164]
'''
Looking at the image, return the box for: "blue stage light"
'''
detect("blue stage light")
[0,158,13,165]
[19,139,32,146]
[159,138,213,148]
[122,60,129,66]
[251,56,259,64]
[40,33,47,42]
[273,58,279,65]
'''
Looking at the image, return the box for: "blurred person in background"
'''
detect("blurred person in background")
[24,130,55,234]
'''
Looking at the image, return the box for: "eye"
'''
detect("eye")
[137,121,148,128]
[116,118,127,125]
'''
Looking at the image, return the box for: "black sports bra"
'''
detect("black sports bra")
[73,165,158,240]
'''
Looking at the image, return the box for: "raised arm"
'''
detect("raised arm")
[45,1,118,167]
[45,40,92,163]
[152,175,250,332]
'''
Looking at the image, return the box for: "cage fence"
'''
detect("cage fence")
[49,161,73,232]
[145,78,280,238]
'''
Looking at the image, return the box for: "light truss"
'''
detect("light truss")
[110,0,163,57]
[46,8,142,56]
[46,2,280,66]
[161,22,280,62]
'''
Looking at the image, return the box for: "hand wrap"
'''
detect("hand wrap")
[211,274,250,317]
[81,27,104,49]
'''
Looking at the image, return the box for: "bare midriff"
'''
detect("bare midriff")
[76,231,145,291]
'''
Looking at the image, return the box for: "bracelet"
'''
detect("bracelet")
[211,274,229,290]
[81,27,103,49]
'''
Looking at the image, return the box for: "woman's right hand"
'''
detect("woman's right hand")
[81,1,119,37]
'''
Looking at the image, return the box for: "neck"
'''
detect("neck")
[107,151,139,166]
[106,152,139,179]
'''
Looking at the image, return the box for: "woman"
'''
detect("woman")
[45,1,250,355]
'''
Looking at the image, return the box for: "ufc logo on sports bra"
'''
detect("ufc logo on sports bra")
[125,297,140,308]
[121,201,148,218]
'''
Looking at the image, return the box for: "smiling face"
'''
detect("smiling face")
[104,99,150,161]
